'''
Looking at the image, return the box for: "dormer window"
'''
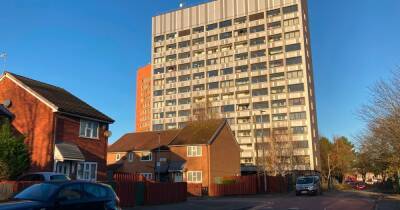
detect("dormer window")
[79,120,99,139]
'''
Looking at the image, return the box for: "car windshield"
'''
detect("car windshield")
[14,183,59,202]
[50,175,70,181]
[297,177,314,184]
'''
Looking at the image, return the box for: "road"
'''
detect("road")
[128,191,400,210]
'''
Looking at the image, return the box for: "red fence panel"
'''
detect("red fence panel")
[114,181,135,208]
[0,181,41,201]
[144,182,187,205]
[209,175,257,197]
[187,183,202,196]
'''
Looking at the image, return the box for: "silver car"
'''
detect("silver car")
[16,172,70,181]
[295,175,322,196]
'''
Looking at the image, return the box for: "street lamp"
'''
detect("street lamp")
[157,132,161,182]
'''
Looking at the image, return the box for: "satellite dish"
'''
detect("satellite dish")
[2,99,12,108]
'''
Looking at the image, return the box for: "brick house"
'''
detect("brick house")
[0,104,13,122]
[107,119,241,187]
[0,72,114,181]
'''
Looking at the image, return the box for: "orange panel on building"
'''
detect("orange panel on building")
[135,64,152,132]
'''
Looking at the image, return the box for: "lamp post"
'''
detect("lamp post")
[157,132,161,182]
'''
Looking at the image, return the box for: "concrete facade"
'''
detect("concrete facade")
[150,0,319,171]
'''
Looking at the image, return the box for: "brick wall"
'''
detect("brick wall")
[135,64,152,132]
[0,77,55,172]
[55,115,109,180]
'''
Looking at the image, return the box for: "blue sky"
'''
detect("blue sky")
[1,0,399,144]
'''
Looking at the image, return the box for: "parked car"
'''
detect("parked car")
[295,175,322,196]
[17,172,70,182]
[353,182,367,190]
[0,181,120,210]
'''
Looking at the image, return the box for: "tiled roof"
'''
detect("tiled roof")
[169,119,226,145]
[6,72,114,123]
[108,119,227,152]
[108,130,180,152]
[55,142,85,161]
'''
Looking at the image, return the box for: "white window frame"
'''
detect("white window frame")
[128,152,134,162]
[115,153,121,161]
[187,171,202,183]
[140,151,152,161]
[187,146,202,157]
[77,162,97,181]
[79,120,99,139]
[140,173,153,180]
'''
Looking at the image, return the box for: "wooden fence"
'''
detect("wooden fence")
[145,182,187,205]
[187,183,202,196]
[0,181,39,201]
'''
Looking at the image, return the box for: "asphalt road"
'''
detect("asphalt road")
[128,191,400,210]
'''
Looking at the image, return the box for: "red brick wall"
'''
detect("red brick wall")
[0,76,55,172]
[135,64,152,132]
[55,115,109,181]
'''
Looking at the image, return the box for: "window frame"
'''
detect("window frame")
[79,120,100,139]
[187,146,202,157]
[140,151,152,161]
[187,171,202,183]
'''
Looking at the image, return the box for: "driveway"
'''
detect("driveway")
[126,190,400,210]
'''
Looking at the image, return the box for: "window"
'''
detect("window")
[269,59,284,68]
[251,62,267,71]
[178,40,190,48]
[235,53,248,61]
[178,29,190,37]
[250,37,265,46]
[272,113,287,121]
[153,67,164,75]
[115,153,121,161]
[237,104,250,111]
[166,65,176,72]
[206,23,218,31]
[288,83,304,92]
[286,43,301,52]
[207,58,218,65]
[268,34,282,42]
[58,184,83,201]
[77,162,97,181]
[192,60,205,68]
[267,8,281,17]
[153,112,163,119]
[286,56,302,65]
[192,37,205,45]
[290,111,307,120]
[219,32,232,40]
[221,105,235,113]
[154,35,164,43]
[222,93,234,99]
[267,21,281,29]
[154,46,163,53]
[206,34,218,42]
[153,102,163,109]
[178,98,191,105]
[255,115,269,123]
[193,84,205,91]
[269,46,283,55]
[178,110,190,117]
[193,26,204,34]
[271,100,286,107]
[236,77,249,85]
[234,28,247,37]
[166,43,176,50]
[153,90,163,96]
[153,124,163,131]
[251,50,266,58]
[252,88,268,96]
[193,49,204,57]
[178,52,190,59]
[187,171,202,183]
[271,86,285,94]
[207,47,218,54]
[287,70,303,79]
[179,75,191,81]
[140,173,153,180]
[235,41,247,49]
[207,70,218,77]
[166,54,176,61]
[79,120,99,139]
[250,25,265,33]
[187,146,202,157]
[83,183,108,199]
[166,32,176,40]
[249,12,264,21]
[289,97,305,106]
[193,72,205,79]
[220,55,233,63]
[179,63,190,71]
[208,82,219,90]
[293,140,309,148]
[236,65,248,73]
[221,67,233,75]
[165,99,176,106]
[220,44,232,51]
[283,18,299,27]
[270,72,285,81]
[221,80,234,88]
[219,20,232,28]
[166,111,176,118]
[234,16,247,24]
[253,102,269,110]
[283,5,298,14]
[128,152,133,162]
[285,31,300,39]
[153,57,164,64]
[140,152,152,161]
[292,126,307,134]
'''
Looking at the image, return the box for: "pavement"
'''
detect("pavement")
[126,190,400,210]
